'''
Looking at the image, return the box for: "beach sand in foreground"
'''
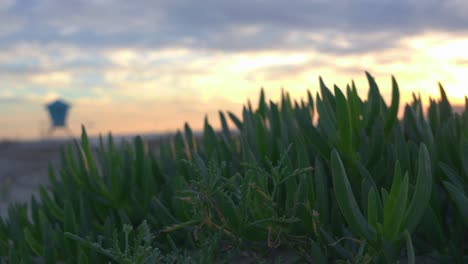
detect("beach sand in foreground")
[0,140,64,218]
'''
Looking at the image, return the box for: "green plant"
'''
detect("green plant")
[0,72,466,263]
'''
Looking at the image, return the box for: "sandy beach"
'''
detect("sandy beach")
[0,140,64,218]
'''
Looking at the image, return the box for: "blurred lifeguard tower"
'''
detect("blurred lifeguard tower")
[45,99,74,138]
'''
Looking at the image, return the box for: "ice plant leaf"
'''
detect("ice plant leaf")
[315,158,330,224]
[254,114,268,160]
[331,149,376,241]
[316,94,336,141]
[402,144,432,233]
[438,83,452,122]
[384,76,400,137]
[80,125,97,174]
[228,111,243,131]
[367,186,378,230]
[257,88,267,118]
[365,72,382,132]
[335,85,353,157]
[219,111,232,141]
[443,181,468,226]
[319,76,336,110]
[347,82,361,135]
[24,227,43,256]
[405,230,415,264]
[184,122,195,151]
[383,163,409,243]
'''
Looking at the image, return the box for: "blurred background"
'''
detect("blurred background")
[0,0,468,141]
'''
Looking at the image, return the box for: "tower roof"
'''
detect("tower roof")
[46,99,71,127]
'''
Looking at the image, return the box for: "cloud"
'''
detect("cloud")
[455,59,468,66]
[29,71,73,87]
[1,0,468,54]
[0,43,111,76]
[0,0,15,11]
[0,91,23,105]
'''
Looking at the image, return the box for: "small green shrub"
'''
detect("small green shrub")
[0,72,467,263]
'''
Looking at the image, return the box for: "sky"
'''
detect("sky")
[1,0,468,140]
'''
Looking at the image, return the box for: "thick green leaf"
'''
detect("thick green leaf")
[334,85,353,156]
[462,142,468,182]
[364,72,382,132]
[314,158,329,225]
[331,149,376,241]
[402,144,433,233]
[227,111,243,131]
[184,122,195,151]
[320,228,353,260]
[301,121,332,161]
[215,191,240,231]
[254,114,268,160]
[428,98,439,134]
[443,181,468,226]
[384,76,400,137]
[439,162,464,188]
[219,111,232,140]
[257,88,268,118]
[23,227,42,256]
[438,83,453,122]
[383,163,409,243]
[418,205,446,252]
[64,200,78,256]
[39,187,64,222]
[203,116,218,159]
[316,94,336,141]
[307,90,315,120]
[310,241,327,264]
[319,76,336,110]
[79,125,97,174]
[367,186,378,230]
[405,230,415,264]
[347,82,362,136]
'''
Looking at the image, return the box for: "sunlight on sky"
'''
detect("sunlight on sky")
[1,31,467,140]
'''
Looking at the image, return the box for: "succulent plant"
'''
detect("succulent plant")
[0,72,466,263]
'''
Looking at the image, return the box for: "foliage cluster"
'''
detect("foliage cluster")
[1,72,467,263]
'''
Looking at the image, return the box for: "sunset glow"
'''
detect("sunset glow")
[1,1,467,140]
